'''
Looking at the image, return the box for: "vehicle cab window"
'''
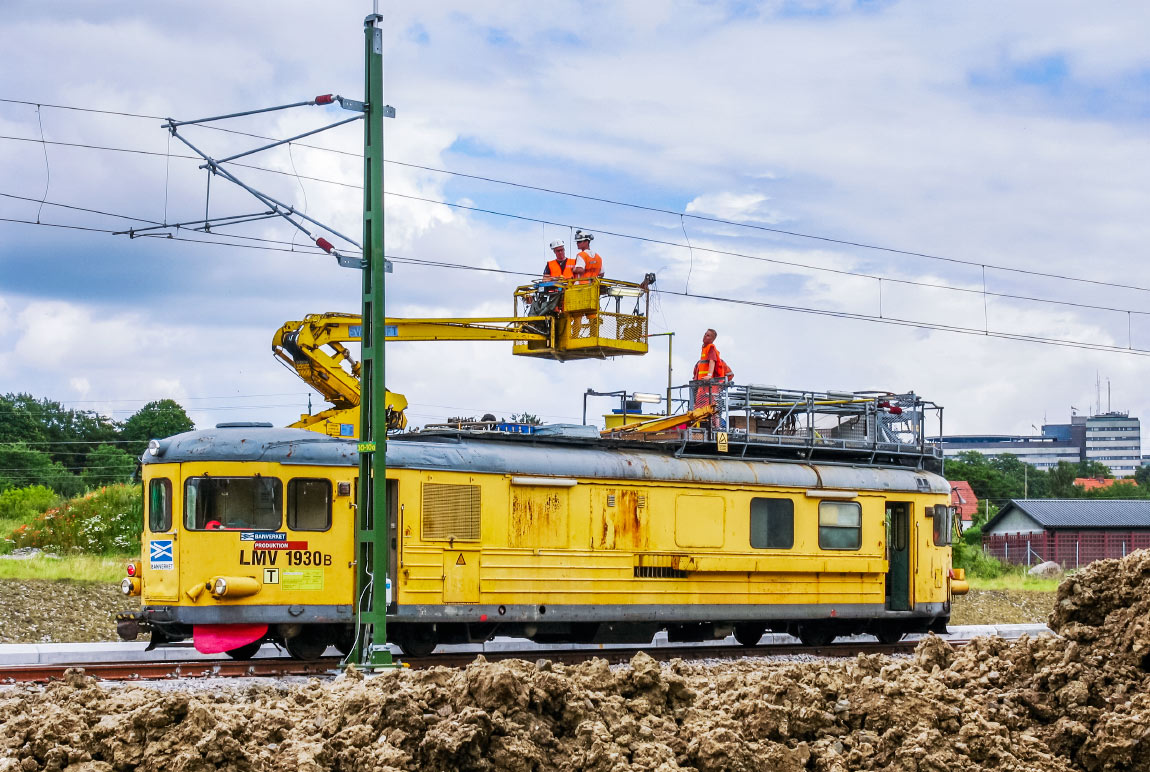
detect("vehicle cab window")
[185,476,282,530]
[148,479,172,532]
[288,479,332,531]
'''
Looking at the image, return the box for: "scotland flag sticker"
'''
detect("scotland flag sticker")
[150,540,174,571]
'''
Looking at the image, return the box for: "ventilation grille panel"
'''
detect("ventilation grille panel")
[422,483,481,541]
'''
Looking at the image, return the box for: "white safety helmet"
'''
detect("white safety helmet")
[550,240,565,250]
[575,230,594,243]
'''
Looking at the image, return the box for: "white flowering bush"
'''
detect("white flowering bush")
[9,484,141,555]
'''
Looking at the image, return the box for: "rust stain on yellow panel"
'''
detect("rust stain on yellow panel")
[510,488,568,548]
[593,488,648,551]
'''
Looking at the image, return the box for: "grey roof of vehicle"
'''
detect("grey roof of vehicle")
[142,426,950,494]
[986,499,1150,530]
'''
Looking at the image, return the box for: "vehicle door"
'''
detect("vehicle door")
[885,502,912,611]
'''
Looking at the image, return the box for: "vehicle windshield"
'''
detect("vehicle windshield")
[185,476,282,531]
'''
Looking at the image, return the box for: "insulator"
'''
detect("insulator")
[316,237,334,253]
[314,94,335,105]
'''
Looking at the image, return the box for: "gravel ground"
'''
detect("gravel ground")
[2,551,1149,771]
[0,580,125,643]
[949,588,1053,626]
[0,581,1053,644]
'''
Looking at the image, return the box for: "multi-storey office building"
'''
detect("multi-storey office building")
[1084,412,1141,477]
[934,412,1141,478]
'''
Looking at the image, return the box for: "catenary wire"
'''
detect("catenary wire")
[1,98,1148,295]
[4,183,1148,320]
[3,206,1149,359]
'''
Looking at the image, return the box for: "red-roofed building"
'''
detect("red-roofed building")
[950,481,979,529]
[1074,477,1138,491]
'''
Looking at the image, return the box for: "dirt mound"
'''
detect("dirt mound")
[1050,549,1150,671]
[4,552,1150,771]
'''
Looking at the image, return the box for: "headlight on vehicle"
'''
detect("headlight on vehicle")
[120,577,141,596]
[208,575,261,599]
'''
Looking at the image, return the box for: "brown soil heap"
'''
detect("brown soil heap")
[3,551,1150,771]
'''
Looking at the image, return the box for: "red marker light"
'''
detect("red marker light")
[479,614,488,622]
[316,237,334,254]
[315,94,335,105]
[126,563,136,577]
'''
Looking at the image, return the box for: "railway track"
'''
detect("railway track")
[0,638,969,684]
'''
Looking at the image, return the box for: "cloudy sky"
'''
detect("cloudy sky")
[1,1,1148,438]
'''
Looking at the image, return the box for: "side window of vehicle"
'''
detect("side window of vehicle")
[148,478,172,532]
[932,505,953,547]
[750,497,794,549]
[819,500,862,550]
[288,479,332,531]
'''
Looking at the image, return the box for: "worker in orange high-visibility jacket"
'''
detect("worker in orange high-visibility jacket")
[544,240,576,279]
[528,240,575,317]
[570,230,604,337]
[574,230,603,280]
[693,328,732,426]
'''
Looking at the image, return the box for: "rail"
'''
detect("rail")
[0,639,973,683]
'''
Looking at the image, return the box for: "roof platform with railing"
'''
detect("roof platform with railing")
[596,383,944,471]
[399,383,945,472]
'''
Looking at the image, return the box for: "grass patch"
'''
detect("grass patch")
[968,572,1062,593]
[0,517,26,547]
[0,553,133,583]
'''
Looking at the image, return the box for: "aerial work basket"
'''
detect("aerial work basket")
[512,277,650,361]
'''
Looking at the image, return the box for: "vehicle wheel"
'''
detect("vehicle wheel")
[394,626,437,658]
[796,625,835,647]
[284,627,330,661]
[224,641,264,660]
[873,628,904,644]
[333,625,356,657]
[733,624,765,647]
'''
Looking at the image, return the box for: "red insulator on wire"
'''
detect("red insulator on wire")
[316,237,334,253]
[314,94,335,105]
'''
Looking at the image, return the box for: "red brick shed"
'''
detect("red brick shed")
[982,499,1150,568]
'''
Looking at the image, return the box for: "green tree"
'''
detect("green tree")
[1134,465,1150,488]
[944,451,1021,501]
[1078,460,1113,479]
[81,445,138,488]
[1048,461,1078,498]
[119,399,195,456]
[0,443,83,498]
[0,393,119,469]
[0,484,59,523]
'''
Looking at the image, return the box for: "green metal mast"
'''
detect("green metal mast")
[355,11,393,668]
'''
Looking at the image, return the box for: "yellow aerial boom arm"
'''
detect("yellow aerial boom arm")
[272,276,652,437]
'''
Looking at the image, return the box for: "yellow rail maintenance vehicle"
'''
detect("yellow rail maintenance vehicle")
[117,385,966,659]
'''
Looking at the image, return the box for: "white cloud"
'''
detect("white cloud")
[685,192,787,225]
[1,0,1149,439]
